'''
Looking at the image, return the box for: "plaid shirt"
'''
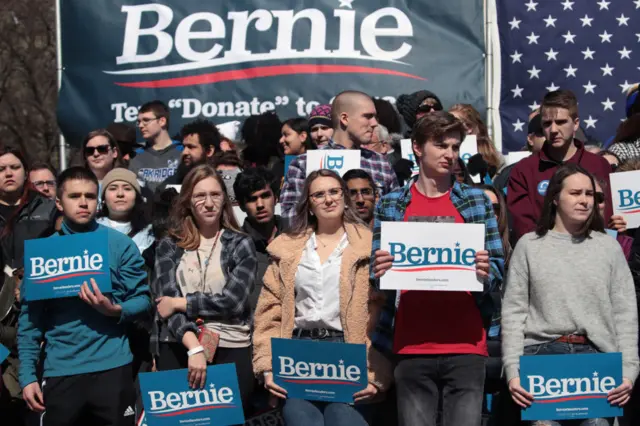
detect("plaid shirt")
[608,138,640,162]
[280,141,399,219]
[369,177,505,356]
[151,230,257,350]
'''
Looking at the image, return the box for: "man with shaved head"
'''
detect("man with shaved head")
[279,91,399,226]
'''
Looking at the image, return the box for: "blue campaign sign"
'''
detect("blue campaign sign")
[140,364,245,426]
[23,229,112,301]
[0,343,9,363]
[271,338,367,403]
[520,352,623,421]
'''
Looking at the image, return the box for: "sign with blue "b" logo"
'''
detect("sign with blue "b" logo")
[611,170,640,230]
[306,149,361,177]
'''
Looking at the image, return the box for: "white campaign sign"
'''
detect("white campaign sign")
[505,151,531,166]
[460,135,480,183]
[610,170,640,229]
[380,222,485,291]
[306,150,361,177]
[400,139,419,176]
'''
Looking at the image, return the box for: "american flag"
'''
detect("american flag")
[497,0,640,153]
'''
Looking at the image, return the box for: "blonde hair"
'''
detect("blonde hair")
[169,164,241,250]
[449,104,503,171]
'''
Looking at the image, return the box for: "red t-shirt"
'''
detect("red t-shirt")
[393,183,488,356]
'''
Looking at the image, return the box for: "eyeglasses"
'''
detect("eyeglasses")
[84,145,111,156]
[33,180,56,189]
[192,192,224,204]
[310,187,343,203]
[136,117,159,126]
[595,191,605,204]
[348,188,375,199]
[492,203,500,213]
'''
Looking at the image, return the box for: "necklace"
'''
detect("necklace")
[196,231,222,290]
[315,232,345,248]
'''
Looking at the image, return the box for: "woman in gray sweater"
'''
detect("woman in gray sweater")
[502,163,639,426]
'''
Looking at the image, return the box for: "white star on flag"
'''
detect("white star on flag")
[597,0,610,11]
[619,47,632,59]
[582,47,595,60]
[620,81,634,93]
[561,0,574,10]
[544,15,557,27]
[525,0,538,12]
[635,0,640,9]
[546,82,560,91]
[511,85,524,98]
[602,98,616,111]
[599,31,613,43]
[563,31,576,44]
[509,17,521,30]
[637,34,640,42]
[580,15,593,27]
[564,64,578,77]
[528,65,541,79]
[584,115,598,128]
[616,14,630,26]
[583,81,597,94]
[529,101,541,111]
[513,119,525,131]
[545,48,559,61]
[601,63,614,76]
[527,32,540,44]
[511,51,523,63]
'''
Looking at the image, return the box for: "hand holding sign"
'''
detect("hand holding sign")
[264,372,288,403]
[608,378,633,406]
[475,250,490,280]
[508,377,534,408]
[78,279,122,317]
[373,249,394,278]
[353,383,378,403]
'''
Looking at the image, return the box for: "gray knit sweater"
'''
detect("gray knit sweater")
[502,230,639,382]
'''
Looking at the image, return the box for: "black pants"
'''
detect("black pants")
[41,364,135,426]
[394,354,486,426]
[157,342,255,413]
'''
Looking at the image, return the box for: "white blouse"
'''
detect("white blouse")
[293,233,348,331]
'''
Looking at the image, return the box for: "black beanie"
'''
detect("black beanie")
[396,90,443,129]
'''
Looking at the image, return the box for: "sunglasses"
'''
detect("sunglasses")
[84,145,111,156]
[417,103,442,114]
[492,203,501,213]
[595,191,605,204]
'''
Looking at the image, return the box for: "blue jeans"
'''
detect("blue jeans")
[281,333,370,426]
[523,342,614,426]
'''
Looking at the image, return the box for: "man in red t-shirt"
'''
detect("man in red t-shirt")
[372,112,504,426]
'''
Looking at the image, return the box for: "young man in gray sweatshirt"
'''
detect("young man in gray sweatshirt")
[128,100,182,197]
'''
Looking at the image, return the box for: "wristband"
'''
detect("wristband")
[187,346,204,357]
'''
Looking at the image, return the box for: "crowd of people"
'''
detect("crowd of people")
[0,85,640,426]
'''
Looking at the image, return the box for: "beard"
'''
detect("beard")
[176,156,205,183]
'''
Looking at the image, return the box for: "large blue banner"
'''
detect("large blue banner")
[520,352,623,421]
[23,230,111,301]
[57,0,485,146]
[271,338,367,403]
[139,364,245,426]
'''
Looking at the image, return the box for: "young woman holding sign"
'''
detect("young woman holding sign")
[502,163,638,426]
[252,169,392,426]
[153,164,257,411]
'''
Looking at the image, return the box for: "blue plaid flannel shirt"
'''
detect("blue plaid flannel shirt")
[369,176,505,357]
[280,141,399,219]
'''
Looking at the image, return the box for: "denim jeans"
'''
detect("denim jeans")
[281,333,370,426]
[394,354,487,426]
[523,342,614,426]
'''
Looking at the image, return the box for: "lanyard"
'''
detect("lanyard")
[195,231,221,291]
